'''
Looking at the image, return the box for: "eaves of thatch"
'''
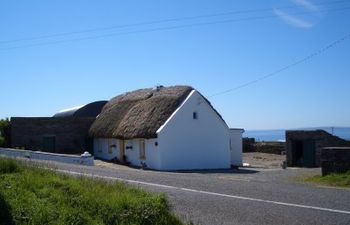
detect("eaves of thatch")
[89,85,194,139]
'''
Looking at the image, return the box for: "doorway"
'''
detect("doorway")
[42,136,56,152]
[119,140,125,162]
[291,139,316,167]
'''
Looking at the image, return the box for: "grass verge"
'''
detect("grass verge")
[0,158,184,225]
[305,171,350,188]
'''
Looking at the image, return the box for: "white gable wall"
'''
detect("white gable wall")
[144,138,161,169]
[157,90,231,170]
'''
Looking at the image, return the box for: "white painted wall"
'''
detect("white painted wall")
[230,129,244,166]
[93,138,119,161]
[156,90,231,170]
[94,138,161,169]
[124,139,139,166]
[144,139,161,169]
[0,148,94,166]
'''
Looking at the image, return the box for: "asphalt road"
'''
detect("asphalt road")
[26,159,350,225]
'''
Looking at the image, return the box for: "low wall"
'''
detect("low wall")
[321,147,350,176]
[243,138,285,155]
[0,148,94,166]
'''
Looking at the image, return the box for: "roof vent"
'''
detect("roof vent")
[153,85,164,91]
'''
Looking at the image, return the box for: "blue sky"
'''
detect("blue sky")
[1,0,349,129]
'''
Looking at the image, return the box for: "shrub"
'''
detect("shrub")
[0,118,10,147]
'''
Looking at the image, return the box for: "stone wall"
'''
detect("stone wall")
[321,147,350,175]
[242,138,285,155]
[11,117,95,154]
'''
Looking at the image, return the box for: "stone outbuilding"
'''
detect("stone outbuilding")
[11,101,107,154]
[285,130,350,167]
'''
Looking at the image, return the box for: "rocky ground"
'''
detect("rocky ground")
[243,152,286,168]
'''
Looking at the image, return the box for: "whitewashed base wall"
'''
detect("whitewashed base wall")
[0,148,94,166]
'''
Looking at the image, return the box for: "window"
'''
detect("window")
[193,112,198,120]
[126,140,133,150]
[139,139,146,160]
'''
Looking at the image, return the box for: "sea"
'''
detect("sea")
[243,127,350,142]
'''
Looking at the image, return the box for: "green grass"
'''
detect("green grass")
[305,171,350,188]
[0,158,184,225]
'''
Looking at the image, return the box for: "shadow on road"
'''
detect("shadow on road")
[171,168,260,174]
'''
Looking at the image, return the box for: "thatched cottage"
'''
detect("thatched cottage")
[89,85,238,170]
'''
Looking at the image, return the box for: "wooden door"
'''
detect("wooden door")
[303,140,316,168]
[119,140,125,162]
[139,139,146,160]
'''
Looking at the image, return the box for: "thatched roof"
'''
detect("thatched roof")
[89,85,195,139]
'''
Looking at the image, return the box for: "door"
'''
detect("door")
[119,140,125,162]
[303,140,316,167]
[42,136,56,152]
[139,139,146,160]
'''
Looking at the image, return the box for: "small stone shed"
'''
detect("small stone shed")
[286,130,350,167]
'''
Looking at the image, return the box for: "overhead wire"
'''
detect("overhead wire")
[1,5,350,51]
[207,33,350,98]
[0,0,348,45]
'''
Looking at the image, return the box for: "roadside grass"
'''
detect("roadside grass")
[0,158,184,225]
[305,171,350,188]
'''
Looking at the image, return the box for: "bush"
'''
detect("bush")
[0,118,10,147]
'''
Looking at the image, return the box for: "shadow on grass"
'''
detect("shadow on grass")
[0,193,15,225]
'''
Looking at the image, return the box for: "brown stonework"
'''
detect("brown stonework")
[11,117,95,154]
[321,147,350,175]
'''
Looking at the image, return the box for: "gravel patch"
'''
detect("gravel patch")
[243,152,286,168]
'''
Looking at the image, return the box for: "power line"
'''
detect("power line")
[1,6,349,51]
[207,33,350,98]
[0,0,349,45]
